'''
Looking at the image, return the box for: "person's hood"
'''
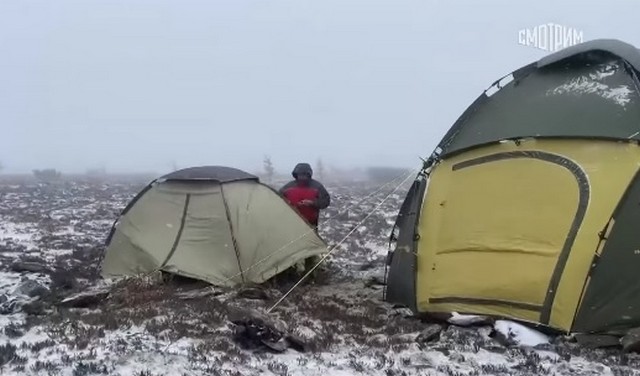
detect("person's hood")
[292,163,313,178]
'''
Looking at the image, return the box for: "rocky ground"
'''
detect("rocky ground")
[0,175,640,375]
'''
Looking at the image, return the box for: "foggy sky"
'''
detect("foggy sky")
[1,0,639,174]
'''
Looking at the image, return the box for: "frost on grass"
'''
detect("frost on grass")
[1,178,640,375]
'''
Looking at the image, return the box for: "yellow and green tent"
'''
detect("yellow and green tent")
[385,39,640,336]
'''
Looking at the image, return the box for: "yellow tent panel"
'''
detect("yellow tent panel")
[415,139,640,331]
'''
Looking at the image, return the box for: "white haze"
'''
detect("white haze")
[0,0,638,174]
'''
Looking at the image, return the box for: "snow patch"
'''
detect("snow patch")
[494,320,549,347]
[589,63,618,80]
[0,221,38,249]
[549,79,633,106]
[448,312,488,326]
[547,63,635,107]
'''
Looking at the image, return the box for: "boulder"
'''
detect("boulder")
[17,280,49,298]
[416,324,443,344]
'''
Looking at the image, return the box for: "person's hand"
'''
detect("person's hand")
[299,199,315,207]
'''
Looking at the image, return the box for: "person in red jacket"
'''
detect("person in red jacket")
[279,163,330,231]
[279,163,330,279]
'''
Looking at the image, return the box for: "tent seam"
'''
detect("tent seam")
[220,184,245,284]
[160,193,191,268]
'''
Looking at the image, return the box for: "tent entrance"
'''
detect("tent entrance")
[572,169,640,334]
[417,151,588,323]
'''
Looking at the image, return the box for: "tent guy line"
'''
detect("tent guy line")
[266,169,417,314]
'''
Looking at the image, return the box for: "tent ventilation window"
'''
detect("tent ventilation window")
[485,73,515,97]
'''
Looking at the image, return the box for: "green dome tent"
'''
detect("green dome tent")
[101,166,327,286]
[385,39,640,337]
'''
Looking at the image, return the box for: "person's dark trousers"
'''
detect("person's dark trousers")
[304,222,321,280]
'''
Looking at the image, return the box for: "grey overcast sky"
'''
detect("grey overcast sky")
[1,0,639,174]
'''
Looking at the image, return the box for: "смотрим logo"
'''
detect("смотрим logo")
[518,23,584,52]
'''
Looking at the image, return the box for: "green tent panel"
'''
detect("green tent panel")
[572,169,640,334]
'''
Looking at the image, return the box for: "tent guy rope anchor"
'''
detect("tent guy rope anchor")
[266,169,417,314]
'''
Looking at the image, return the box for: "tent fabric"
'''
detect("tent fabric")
[222,181,327,282]
[158,166,259,183]
[572,169,640,334]
[385,39,640,336]
[413,139,640,332]
[101,170,327,287]
[536,38,640,71]
[384,177,426,311]
[102,183,186,274]
[436,39,640,158]
[160,183,242,285]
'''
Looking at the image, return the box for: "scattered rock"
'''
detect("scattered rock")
[59,288,110,308]
[432,346,450,356]
[364,275,386,288]
[285,333,309,352]
[236,286,273,300]
[621,328,640,353]
[4,324,24,338]
[416,324,443,344]
[16,280,50,298]
[49,270,77,291]
[144,270,165,285]
[407,352,432,369]
[11,261,49,274]
[22,301,47,315]
[390,307,415,319]
[485,345,508,354]
[391,333,417,344]
[366,334,389,347]
[176,287,223,300]
[359,260,377,271]
[0,300,18,315]
[449,352,465,362]
[489,327,518,347]
[262,338,288,353]
[533,342,558,352]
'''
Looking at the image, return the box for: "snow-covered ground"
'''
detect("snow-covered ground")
[0,177,639,376]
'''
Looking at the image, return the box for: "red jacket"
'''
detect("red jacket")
[279,179,330,226]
